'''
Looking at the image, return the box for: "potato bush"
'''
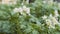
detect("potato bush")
[0,0,60,34]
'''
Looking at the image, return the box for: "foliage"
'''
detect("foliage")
[0,0,60,34]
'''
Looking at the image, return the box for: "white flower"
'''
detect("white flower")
[13,7,23,14]
[46,19,52,26]
[44,14,59,29]
[22,5,30,15]
[13,8,19,13]
[54,9,59,17]
[13,5,30,15]
[49,14,59,25]
[42,15,47,20]
[51,17,59,25]
[45,19,56,29]
[49,25,55,29]
[18,7,23,14]
[23,5,27,9]
[42,14,60,29]
[54,9,59,20]
[25,8,30,14]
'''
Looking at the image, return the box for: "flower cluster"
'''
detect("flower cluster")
[42,14,60,29]
[13,5,30,15]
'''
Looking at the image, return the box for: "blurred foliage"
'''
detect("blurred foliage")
[0,0,60,34]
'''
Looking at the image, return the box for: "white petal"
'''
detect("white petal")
[42,15,47,20]
[13,8,19,13]
[26,8,30,14]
